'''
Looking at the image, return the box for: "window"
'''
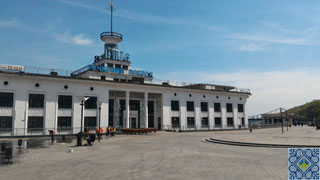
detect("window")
[29,94,44,108]
[187,117,195,128]
[201,102,208,112]
[187,101,194,112]
[215,117,222,127]
[58,117,72,130]
[201,117,209,128]
[238,104,244,113]
[58,95,72,109]
[115,64,121,69]
[148,101,154,114]
[171,117,180,128]
[123,65,128,70]
[0,116,12,131]
[28,116,43,130]
[85,97,97,109]
[227,117,234,127]
[214,103,221,112]
[130,100,140,111]
[148,101,154,128]
[226,103,233,113]
[0,92,13,107]
[84,117,97,127]
[171,101,179,111]
[107,63,114,67]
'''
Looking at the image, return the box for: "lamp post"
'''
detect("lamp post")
[96,101,103,142]
[76,96,89,146]
[280,108,284,134]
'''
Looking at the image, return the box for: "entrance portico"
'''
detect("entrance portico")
[109,90,162,129]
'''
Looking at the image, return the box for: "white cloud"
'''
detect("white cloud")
[53,32,93,46]
[201,69,320,116]
[230,33,314,46]
[158,68,320,116]
[239,43,266,52]
[0,18,20,28]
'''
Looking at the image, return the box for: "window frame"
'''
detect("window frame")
[171,117,180,128]
[238,104,244,113]
[58,95,73,109]
[57,116,72,130]
[187,117,195,128]
[214,117,222,127]
[28,94,45,108]
[171,100,180,111]
[28,116,44,130]
[214,103,221,112]
[226,103,233,113]
[0,92,14,108]
[201,102,208,112]
[0,116,12,131]
[85,96,97,109]
[186,101,194,112]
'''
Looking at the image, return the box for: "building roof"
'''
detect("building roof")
[0,69,251,95]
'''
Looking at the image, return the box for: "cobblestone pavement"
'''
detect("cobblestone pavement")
[0,127,317,180]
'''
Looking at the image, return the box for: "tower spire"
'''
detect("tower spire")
[110,0,113,33]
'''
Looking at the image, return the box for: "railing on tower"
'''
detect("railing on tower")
[100,32,123,40]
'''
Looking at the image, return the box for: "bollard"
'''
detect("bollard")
[1,143,6,152]
[18,139,23,148]
[4,147,13,164]
[76,132,82,146]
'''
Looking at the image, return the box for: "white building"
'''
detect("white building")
[0,3,251,136]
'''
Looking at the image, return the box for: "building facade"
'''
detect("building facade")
[0,3,251,136]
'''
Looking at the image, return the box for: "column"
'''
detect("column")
[221,102,227,129]
[126,91,130,128]
[144,92,148,128]
[233,103,238,129]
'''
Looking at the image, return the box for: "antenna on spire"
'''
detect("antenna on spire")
[110,0,113,33]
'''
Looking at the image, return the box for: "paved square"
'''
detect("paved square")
[0,127,319,180]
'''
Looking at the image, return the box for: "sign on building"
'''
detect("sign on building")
[0,64,24,72]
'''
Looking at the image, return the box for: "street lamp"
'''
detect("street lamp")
[96,101,103,142]
[76,96,89,146]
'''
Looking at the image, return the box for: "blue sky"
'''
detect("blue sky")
[1,0,320,115]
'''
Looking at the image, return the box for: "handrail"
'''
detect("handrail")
[100,32,123,40]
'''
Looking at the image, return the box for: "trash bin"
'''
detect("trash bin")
[76,132,82,146]
[4,147,13,163]
[18,139,23,148]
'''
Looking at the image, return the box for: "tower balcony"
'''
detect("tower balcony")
[100,32,123,44]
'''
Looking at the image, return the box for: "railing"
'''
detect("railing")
[145,79,251,94]
[0,127,108,137]
[94,52,130,62]
[24,66,73,77]
[70,64,90,77]
[100,32,123,40]
[163,124,248,132]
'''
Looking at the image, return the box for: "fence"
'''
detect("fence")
[163,124,249,132]
[0,127,105,137]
